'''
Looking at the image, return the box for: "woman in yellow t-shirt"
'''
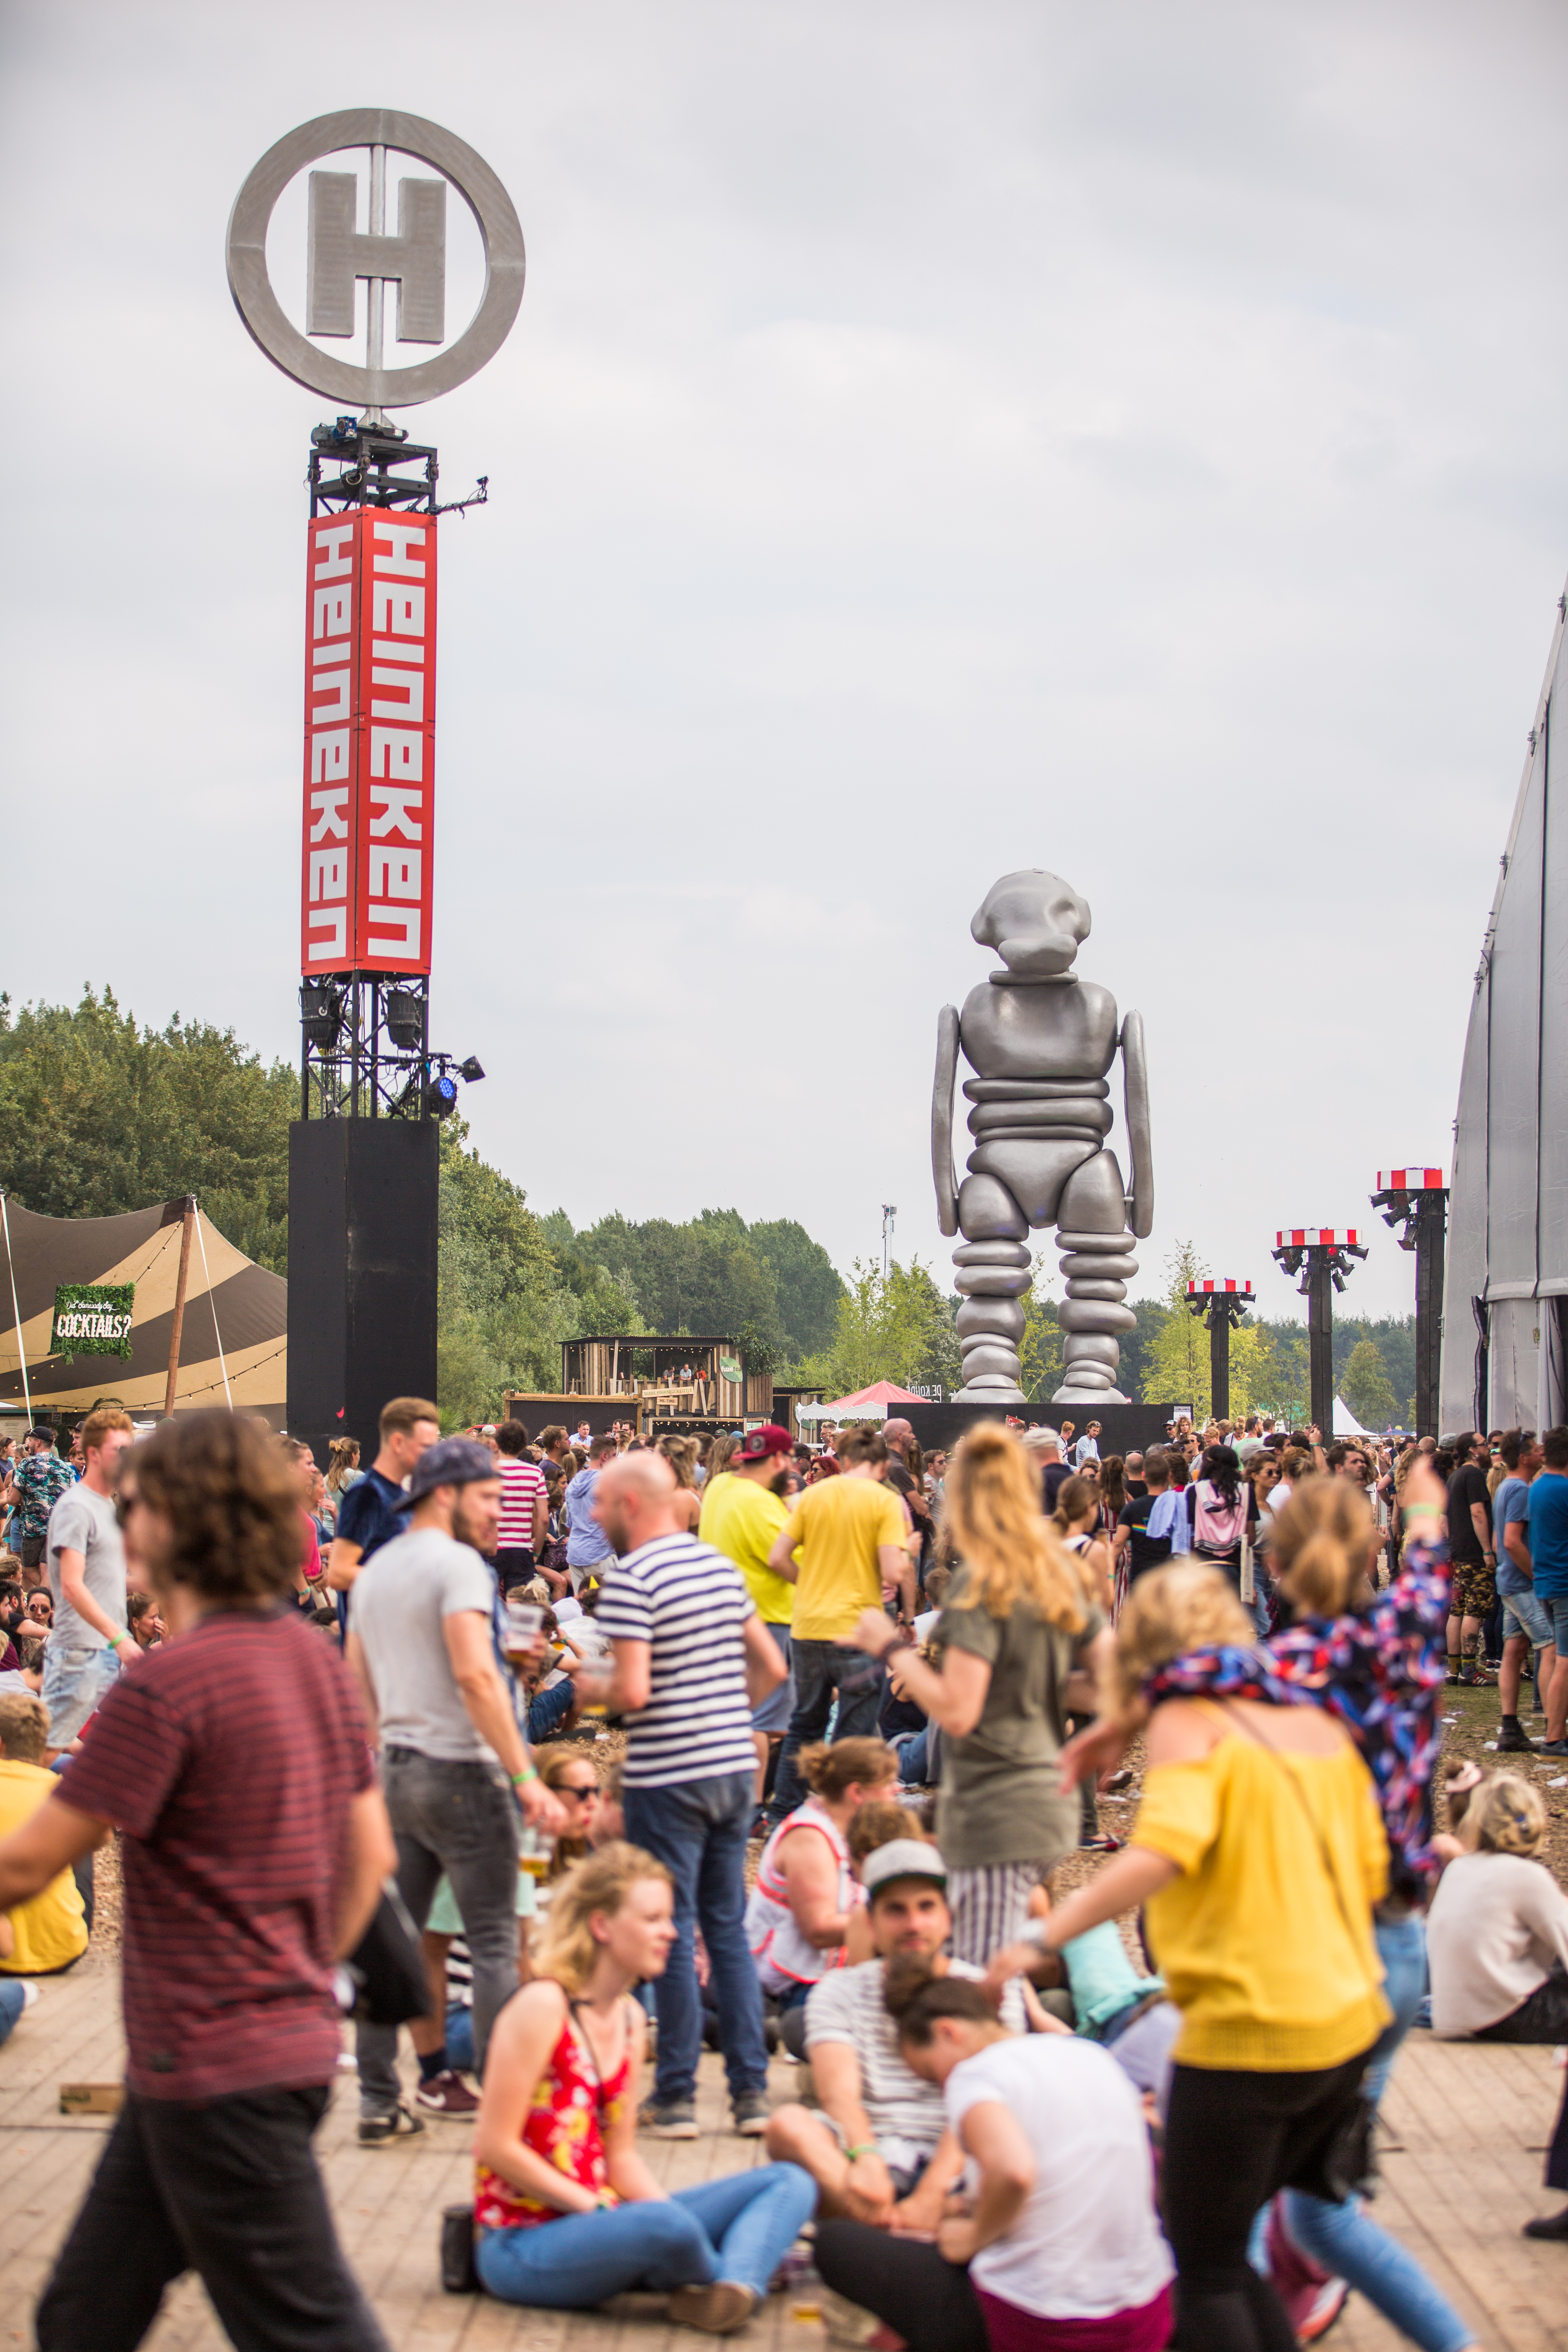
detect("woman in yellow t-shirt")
[985,1564,1390,2352]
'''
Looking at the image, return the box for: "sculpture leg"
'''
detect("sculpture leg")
[951,1174,1029,1401]
[1052,1152,1138,1405]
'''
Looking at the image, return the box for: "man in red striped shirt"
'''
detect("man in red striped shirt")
[493,1420,547,1596]
[0,1412,396,2352]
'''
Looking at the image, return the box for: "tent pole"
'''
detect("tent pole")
[164,1197,197,1419]
[0,1193,32,1428]
[193,1208,232,1410]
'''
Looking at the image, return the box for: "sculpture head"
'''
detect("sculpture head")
[971,870,1090,980]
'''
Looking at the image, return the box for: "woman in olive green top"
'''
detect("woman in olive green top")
[850,1425,1116,1964]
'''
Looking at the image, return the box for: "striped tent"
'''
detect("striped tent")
[0,1198,285,1421]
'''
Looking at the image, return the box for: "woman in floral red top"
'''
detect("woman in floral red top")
[472,1843,815,2332]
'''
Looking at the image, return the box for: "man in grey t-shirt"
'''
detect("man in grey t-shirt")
[42,1408,136,1760]
[346,1436,564,2139]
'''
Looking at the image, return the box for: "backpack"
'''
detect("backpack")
[1193,1479,1247,1556]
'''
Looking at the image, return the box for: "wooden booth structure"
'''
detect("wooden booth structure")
[506,1334,783,1439]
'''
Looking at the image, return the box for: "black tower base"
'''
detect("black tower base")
[287,1118,439,1462]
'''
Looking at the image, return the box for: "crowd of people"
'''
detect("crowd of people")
[0,1394,1564,2352]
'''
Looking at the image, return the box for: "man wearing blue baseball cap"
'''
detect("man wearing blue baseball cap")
[347,1436,565,2143]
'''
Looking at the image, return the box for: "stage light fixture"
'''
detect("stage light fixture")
[425,1072,460,1118]
[299,980,344,1049]
[384,988,425,1052]
[459,1056,485,1083]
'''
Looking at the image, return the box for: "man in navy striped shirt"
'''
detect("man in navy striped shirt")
[590,1451,786,2140]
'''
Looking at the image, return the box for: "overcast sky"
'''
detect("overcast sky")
[5,0,1568,1326]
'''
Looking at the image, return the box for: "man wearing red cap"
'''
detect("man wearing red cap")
[701,1427,797,1817]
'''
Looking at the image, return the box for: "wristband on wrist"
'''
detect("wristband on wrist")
[510,1764,539,1788]
[844,2144,876,2163]
[1402,1503,1440,1521]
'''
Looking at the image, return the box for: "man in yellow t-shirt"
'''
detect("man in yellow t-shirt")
[700,1425,797,1804]
[763,1425,913,1825]
[0,1690,88,1977]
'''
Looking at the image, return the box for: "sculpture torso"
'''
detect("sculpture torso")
[959,977,1119,1080]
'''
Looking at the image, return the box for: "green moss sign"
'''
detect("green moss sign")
[51,1283,135,1362]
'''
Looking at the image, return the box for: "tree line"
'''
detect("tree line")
[0,994,1415,1428]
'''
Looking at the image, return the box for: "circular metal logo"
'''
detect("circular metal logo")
[225,108,524,408]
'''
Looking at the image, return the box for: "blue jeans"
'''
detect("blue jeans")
[1282,1918,1471,2352]
[622,1770,769,2107]
[894,1730,930,1785]
[0,1980,27,2046]
[474,2163,817,2306]
[770,1639,883,1821]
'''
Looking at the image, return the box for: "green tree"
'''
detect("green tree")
[1340,1337,1398,1431]
[1142,1242,1211,1414]
[789,1258,949,1396]
[1020,1258,1062,1402]
[0,988,296,1272]
[748,1219,844,1358]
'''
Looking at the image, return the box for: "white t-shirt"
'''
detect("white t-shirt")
[1426,1851,1568,2035]
[804,1959,1026,2172]
[945,2037,1172,2321]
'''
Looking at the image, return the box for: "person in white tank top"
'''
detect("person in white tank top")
[746,1738,897,2000]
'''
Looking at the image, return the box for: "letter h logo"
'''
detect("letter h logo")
[306,172,445,344]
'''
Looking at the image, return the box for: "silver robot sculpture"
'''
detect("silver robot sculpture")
[931,871,1154,1404]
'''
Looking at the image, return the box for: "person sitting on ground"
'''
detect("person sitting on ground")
[0,1691,88,1978]
[746,1738,895,2025]
[841,1804,927,1965]
[812,1957,1174,2352]
[126,1593,165,1651]
[764,1839,1024,2234]
[0,1907,38,2047]
[1426,1772,1568,2041]
[470,1842,816,2329]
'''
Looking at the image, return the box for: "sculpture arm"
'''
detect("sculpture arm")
[1120,1010,1154,1239]
[933,1004,960,1238]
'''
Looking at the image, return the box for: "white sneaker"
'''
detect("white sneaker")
[18,1982,40,2012]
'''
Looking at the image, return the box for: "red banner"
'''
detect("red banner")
[301,509,436,975]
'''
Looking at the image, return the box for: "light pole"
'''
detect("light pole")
[881,1204,897,1278]
[1272,1230,1366,1436]
[1185,1280,1254,1422]
[1370,1168,1448,1437]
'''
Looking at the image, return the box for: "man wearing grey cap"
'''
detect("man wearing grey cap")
[764,1839,1023,2231]
[347,1437,564,2143]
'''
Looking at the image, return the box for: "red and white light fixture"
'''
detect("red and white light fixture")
[1375,1169,1443,1192]
[1276,1229,1361,1249]
[1187,1279,1254,1296]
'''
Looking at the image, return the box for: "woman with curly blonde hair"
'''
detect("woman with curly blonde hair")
[846,1423,1114,1964]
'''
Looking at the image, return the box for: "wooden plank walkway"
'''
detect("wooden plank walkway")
[1,1960,1564,2349]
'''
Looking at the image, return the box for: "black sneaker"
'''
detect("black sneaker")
[732,2089,771,2136]
[359,2101,425,2145]
[1537,1737,1568,1757]
[639,2098,699,2139]
[1495,1724,1540,1753]
[1523,2206,1568,2241]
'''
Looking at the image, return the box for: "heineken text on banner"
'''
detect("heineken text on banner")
[51,1284,135,1362]
[301,509,436,975]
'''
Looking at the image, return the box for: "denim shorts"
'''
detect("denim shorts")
[40,1642,120,1746]
[1501,1588,1555,1648]
[751,1624,794,1735]
[1542,1593,1568,1653]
